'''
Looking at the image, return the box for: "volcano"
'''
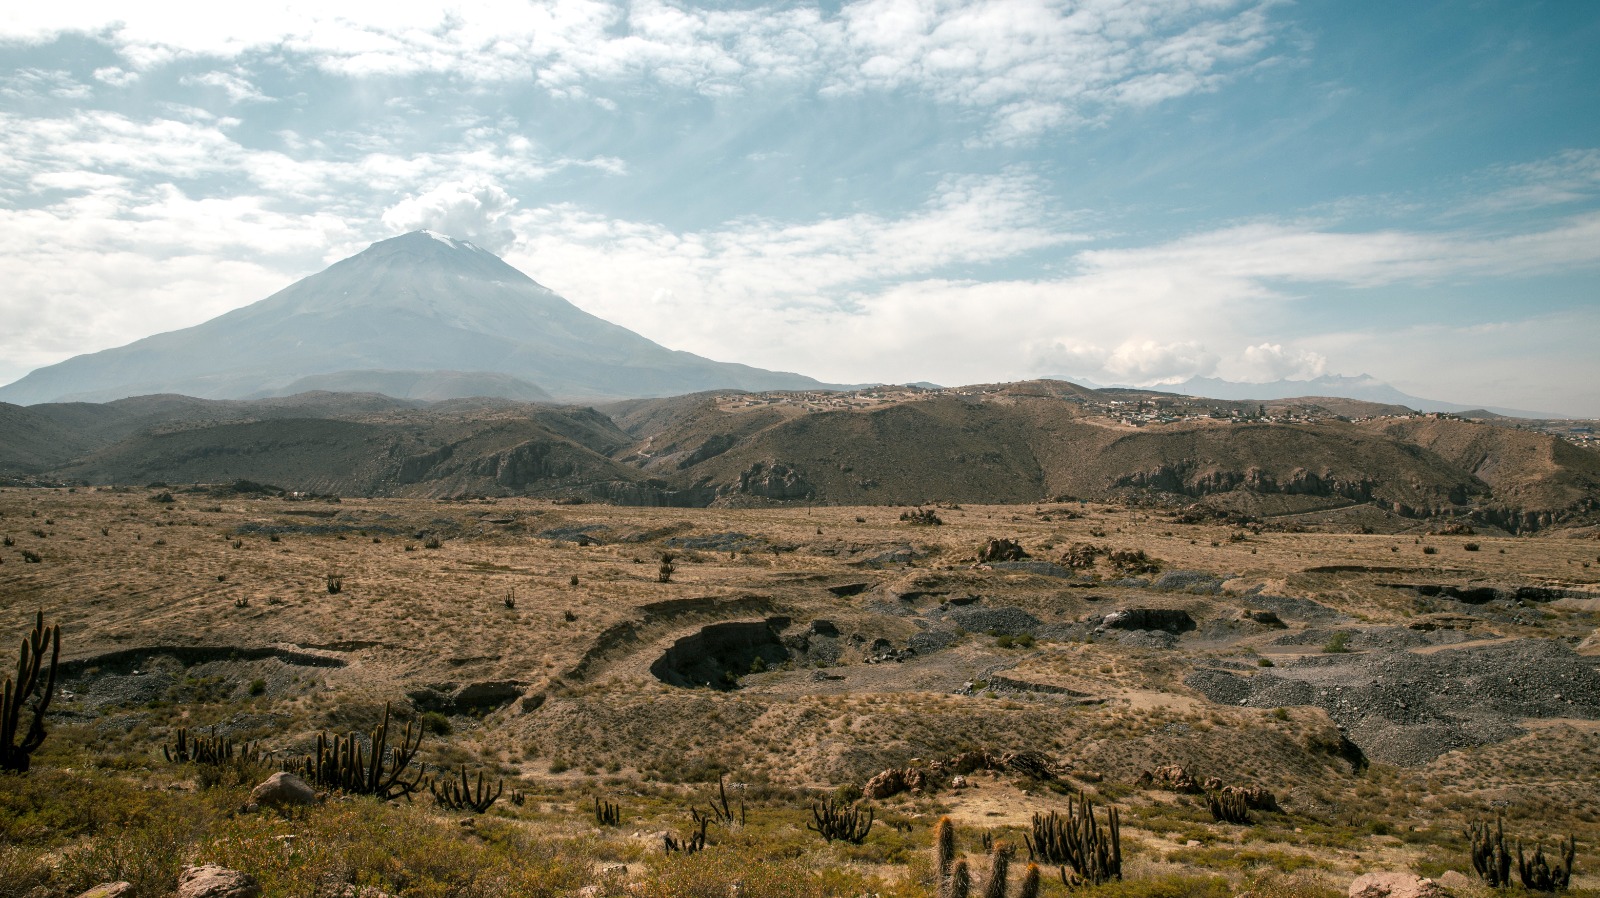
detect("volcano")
[0,231,836,404]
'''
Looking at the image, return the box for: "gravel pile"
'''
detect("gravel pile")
[1153,571,1225,594]
[908,628,961,654]
[1243,593,1348,623]
[943,606,1043,636]
[1270,626,1472,651]
[1187,638,1600,765]
[664,532,764,552]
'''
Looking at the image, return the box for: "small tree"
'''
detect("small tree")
[658,552,677,583]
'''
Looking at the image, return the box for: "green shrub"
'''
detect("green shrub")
[1322,632,1350,653]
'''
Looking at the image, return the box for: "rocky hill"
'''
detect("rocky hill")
[5,381,1598,533]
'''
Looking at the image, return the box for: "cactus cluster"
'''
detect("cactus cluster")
[285,702,424,800]
[808,797,874,844]
[1206,789,1251,825]
[1022,792,1122,887]
[1,611,60,773]
[595,796,622,826]
[699,774,745,826]
[1467,815,1577,892]
[664,813,709,854]
[934,820,1041,898]
[164,726,261,766]
[428,764,504,813]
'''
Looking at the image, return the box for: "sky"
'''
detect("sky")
[2,0,1598,414]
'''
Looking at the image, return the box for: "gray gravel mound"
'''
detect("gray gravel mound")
[944,606,1043,636]
[1187,638,1600,765]
[1153,571,1225,594]
[987,561,1082,579]
[1245,593,1348,623]
[1271,626,1473,651]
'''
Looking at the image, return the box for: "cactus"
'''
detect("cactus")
[1016,864,1040,898]
[1206,789,1251,824]
[429,764,504,813]
[941,859,970,898]
[938,818,1051,898]
[664,812,709,854]
[658,552,676,583]
[503,590,515,609]
[1024,792,1121,886]
[981,843,1013,898]
[326,574,343,594]
[285,701,424,800]
[1466,816,1514,888]
[935,816,956,880]
[702,774,744,826]
[595,796,623,826]
[808,797,874,844]
[164,726,261,766]
[1,611,60,773]
[1518,835,1576,892]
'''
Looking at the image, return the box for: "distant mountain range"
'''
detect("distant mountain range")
[1051,374,1562,419]
[0,231,838,405]
[4,382,1596,534]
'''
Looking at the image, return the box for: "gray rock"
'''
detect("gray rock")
[77,884,133,898]
[250,772,319,809]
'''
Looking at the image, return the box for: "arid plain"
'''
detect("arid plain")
[3,484,1598,897]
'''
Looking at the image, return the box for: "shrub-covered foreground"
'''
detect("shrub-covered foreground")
[0,758,1370,898]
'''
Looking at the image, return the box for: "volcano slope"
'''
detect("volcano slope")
[2,486,1598,896]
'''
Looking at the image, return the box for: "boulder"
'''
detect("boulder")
[76,884,133,898]
[1348,872,1449,898]
[863,766,928,799]
[249,772,319,809]
[177,865,261,898]
[978,538,1029,563]
[1137,764,1201,794]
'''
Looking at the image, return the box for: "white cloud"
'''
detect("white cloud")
[179,70,269,103]
[1228,342,1327,382]
[1,0,1287,139]
[382,178,519,252]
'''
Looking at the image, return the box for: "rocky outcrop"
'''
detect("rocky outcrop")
[734,462,815,500]
[1099,609,1196,634]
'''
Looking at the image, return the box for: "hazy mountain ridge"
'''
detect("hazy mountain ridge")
[0,231,838,405]
[7,383,1597,533]
[1056,373,1565,419]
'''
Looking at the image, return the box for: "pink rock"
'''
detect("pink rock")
[1348,872,1449,898]
[178,865,261,898]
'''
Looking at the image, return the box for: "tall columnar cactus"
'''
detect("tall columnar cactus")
[1,611,60,773]
[937,819,1052,898]
[980,843,1013,898]
[1025,792,1122,886]
[1206,789,1251,825]
[942,860,970,898]
[164,726,261,766]
[1466,816,1514,888]
[935,816,956,880]
[286,702,424,800]
[808,797,874,844]
[1518,835,1577,892]
[428,764,504,813]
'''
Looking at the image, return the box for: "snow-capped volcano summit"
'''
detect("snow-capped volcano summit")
[0,232,834,404]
